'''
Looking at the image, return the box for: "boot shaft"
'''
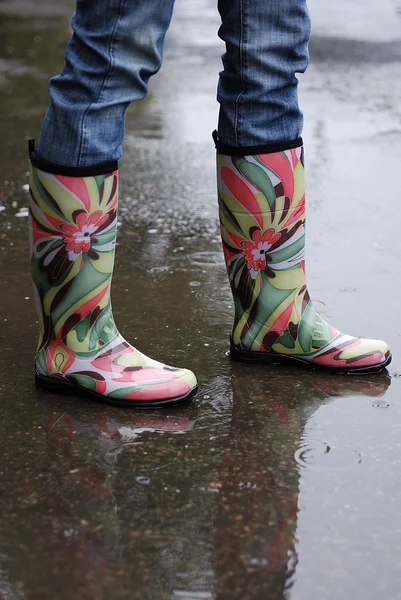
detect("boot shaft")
[29,165,119,362]
[217,147,307,347]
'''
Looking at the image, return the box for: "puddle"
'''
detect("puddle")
[1,0,401,599]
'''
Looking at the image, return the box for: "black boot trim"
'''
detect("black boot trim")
[212,130,303,156]
[230,341,392,375]
[28,139,118,176]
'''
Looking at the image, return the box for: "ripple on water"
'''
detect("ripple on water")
[193,325,231,346]
[194,376,233,430]
[372,401,390,409]
[248,558,268,568]
[187,278,232,340]
[295,439,362,470]
[148,266,171,274]
[190,285,230,306]
[188,251,223,267]
[136,476,151,485]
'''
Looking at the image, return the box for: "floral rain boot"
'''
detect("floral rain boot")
[216,137,391,373]
[28,142,197,407]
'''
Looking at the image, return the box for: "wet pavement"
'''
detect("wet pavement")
[1,0,401,598]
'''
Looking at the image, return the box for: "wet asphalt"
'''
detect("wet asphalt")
[1,0,401,598]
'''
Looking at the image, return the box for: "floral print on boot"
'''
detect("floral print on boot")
[29,153,197,407]
[217,143,391,374]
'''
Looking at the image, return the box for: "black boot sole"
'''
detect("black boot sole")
[230,343,392,375]
[35,371,198,409]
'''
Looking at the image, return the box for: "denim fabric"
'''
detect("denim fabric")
[217,0,311,147]
[37,0,311,168]
[38,0,176,168]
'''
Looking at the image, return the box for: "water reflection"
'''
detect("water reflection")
[0,369,389,599]
[212,367,391,600]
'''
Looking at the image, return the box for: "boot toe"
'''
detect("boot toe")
[175,367,198,390]
[122,367,198,403]
[363,338,391,366]
[337,337,391,371]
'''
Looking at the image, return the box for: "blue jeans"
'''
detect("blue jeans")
[37,0,311,168]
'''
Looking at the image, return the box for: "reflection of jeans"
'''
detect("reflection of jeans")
[37,0,311,168]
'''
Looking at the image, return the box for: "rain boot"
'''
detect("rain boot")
[215,135,391,373]
[28,142,197,407]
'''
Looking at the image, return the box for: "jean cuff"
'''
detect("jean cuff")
[29,140,118,176]
[212,131,303,156]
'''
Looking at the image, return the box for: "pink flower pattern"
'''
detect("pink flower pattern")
[60,211,108,254]
[240,229,281,272]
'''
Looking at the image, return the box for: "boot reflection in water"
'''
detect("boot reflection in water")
[213,369,391,598]
[29,0,390,409]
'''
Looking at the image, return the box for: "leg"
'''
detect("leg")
[217,0,311,147]
[29,0,198,406]
[215,1,391,373]
[37,0,176,168]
